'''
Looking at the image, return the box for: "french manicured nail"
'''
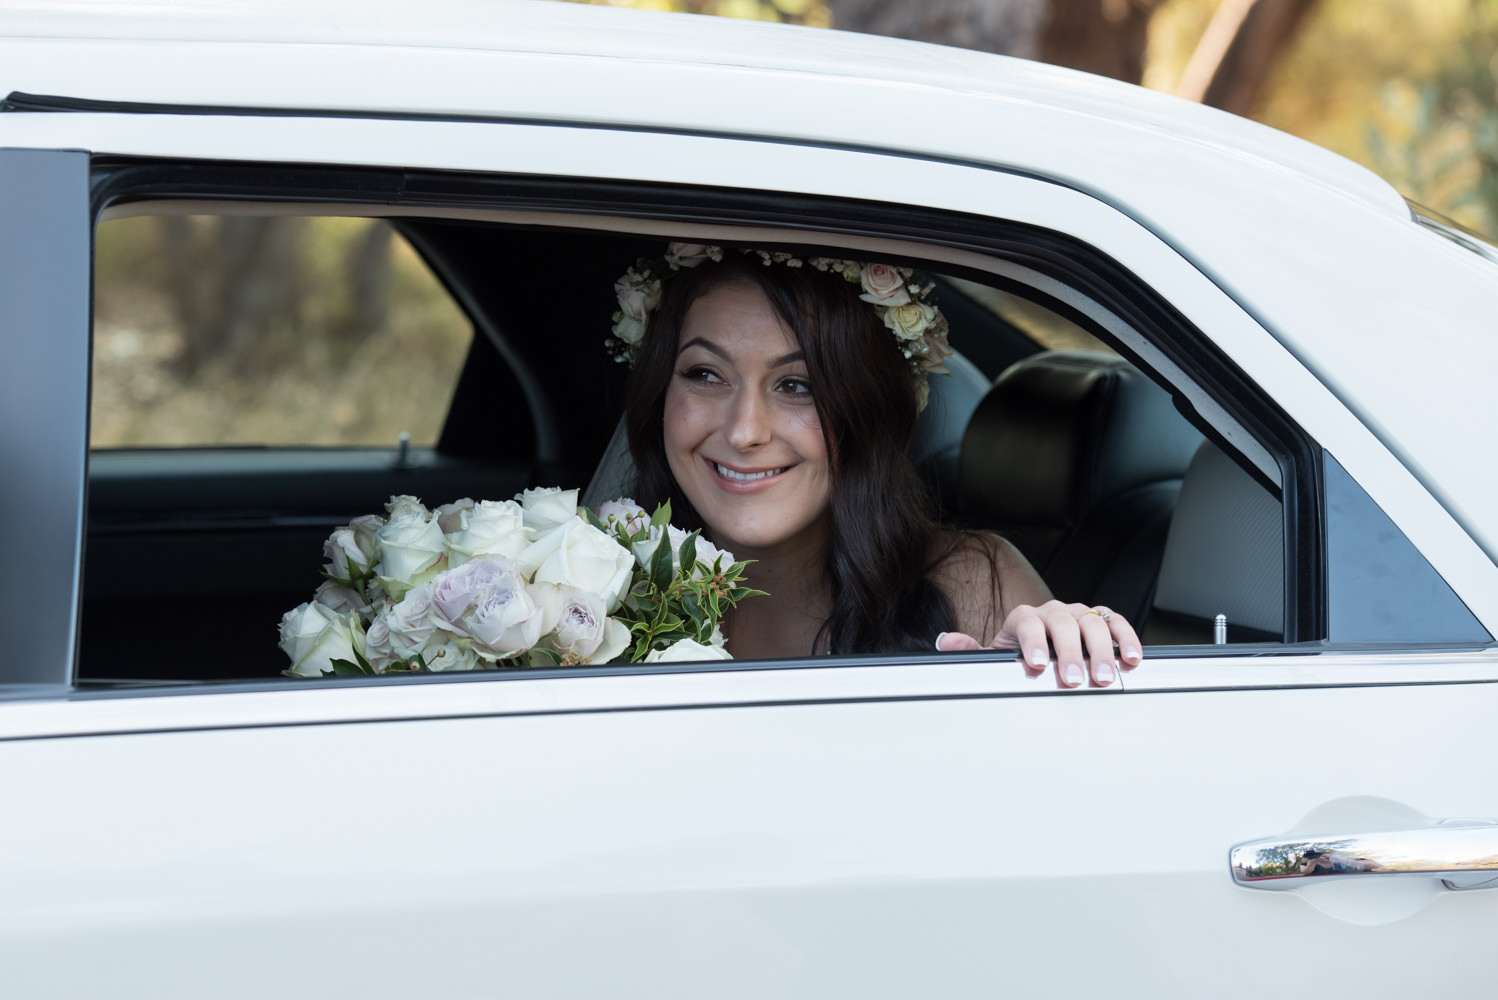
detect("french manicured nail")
[1122,647,1141,662]
[1064,663,1084,686]
[1095,661,1116,684]
[1029,648,1049,667]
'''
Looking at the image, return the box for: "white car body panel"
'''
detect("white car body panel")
[1,3,1495,995]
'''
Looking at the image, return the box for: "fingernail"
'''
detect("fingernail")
[1029,648,1049,667]
[936,632,950,644]
[1064,663,1084,686]
[1096,661,1116,684]
[1123,647,1141,662]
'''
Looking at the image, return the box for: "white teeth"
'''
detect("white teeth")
[715,463,784,482]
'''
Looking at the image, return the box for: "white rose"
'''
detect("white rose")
[882,301,938,341]
[421,632,483,672]
[664,242,722,269]
[375,503,448,600]
[322,526,375,582]
[434,497,475,534]
[518,486,581,530]
[313,580,363,615]
[446,498,531,566]
[611,313,646,348]
[858,262,912,306]
[279,602,361,678]
[631,525,724,579]
[614,266,662,323]
[644,638,734,663]
[521,519,635,613]
[540,585,631,663]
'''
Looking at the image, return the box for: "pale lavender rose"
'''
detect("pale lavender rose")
[446,498,531,566]
[644,637,734,663]
[518,486,580,530]
[279,602,362,678]
[429,557,547,660]
[595,497,649,538]
[521,518,635,613]
[434,497,475,534]
[375,498,448,600]
[858,262,912,307]
[538,585,631,664]
[664,242,722,269]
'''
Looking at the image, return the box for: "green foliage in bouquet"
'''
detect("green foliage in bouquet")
[581,500,764,664]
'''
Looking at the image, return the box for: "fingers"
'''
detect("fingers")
[1110,613,1144,670]
[934,631,984,652]
[1076,609,1117,686]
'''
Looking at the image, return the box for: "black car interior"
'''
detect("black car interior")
[79,212,1287,683]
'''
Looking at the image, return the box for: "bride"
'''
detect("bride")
[609,244,1142,687]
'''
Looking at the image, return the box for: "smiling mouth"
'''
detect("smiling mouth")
[713,462,788,483]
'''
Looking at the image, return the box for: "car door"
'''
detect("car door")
[2,111,1496,998]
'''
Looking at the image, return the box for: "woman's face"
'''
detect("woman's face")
[663,278,832,558]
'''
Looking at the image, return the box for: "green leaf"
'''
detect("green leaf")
[649,531,674,592]
[682,591,702,626]
[650,499,672,529]
[327,658,370,677]
[678,531,698,580]
[583,506,608,533]
[351,644,374,673]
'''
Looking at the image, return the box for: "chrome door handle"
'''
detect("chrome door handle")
[1231,823,1498,891]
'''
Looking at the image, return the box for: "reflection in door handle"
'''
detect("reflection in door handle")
[1231,824,1498,891]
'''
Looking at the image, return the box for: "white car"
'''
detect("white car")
[2,1,1496,995]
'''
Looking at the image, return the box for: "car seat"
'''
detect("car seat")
[1143,439,1283,644]
[955,350,1203,626]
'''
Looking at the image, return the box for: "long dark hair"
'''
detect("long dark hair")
[623,253,959,654]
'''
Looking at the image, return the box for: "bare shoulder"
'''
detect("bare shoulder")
[927,531,1051,641]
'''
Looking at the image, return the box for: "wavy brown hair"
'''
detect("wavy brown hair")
[623,254,963,654]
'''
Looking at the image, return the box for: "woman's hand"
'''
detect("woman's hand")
[935,600,1143,688]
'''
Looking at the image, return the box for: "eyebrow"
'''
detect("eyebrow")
[678,337,804,369]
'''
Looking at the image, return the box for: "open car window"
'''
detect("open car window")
[72,163,1488,688]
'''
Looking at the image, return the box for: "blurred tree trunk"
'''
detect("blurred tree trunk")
[159,216,305,373]
[825,0,1163,82]
[1175,0,1320,117]
[346,221,393,336]
[826,0,1318,113]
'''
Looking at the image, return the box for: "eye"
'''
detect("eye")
[677,365,726,385]
[778,376,813,396]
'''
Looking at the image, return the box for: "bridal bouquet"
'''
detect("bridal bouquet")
[278,488,762,677]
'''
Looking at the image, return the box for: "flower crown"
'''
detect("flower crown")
[608,243,954,411]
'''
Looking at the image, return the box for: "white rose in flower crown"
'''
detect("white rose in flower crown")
[665,243,722,269]
[858,262,912,306]
[612,313,646,349]
[595,497,649,538]
[446,498,531,566]
[882,301,938,342]
[614,267,662,323]
[537,585,631,664]
[375,500,448,601]
[520,518,634,613]
[644,637,734,663]
[518,486,580,530]
[279,602,362,678]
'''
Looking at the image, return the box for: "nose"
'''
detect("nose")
[724,385,772,452]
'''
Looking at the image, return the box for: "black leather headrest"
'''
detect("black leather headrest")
[957,351,1202,528]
